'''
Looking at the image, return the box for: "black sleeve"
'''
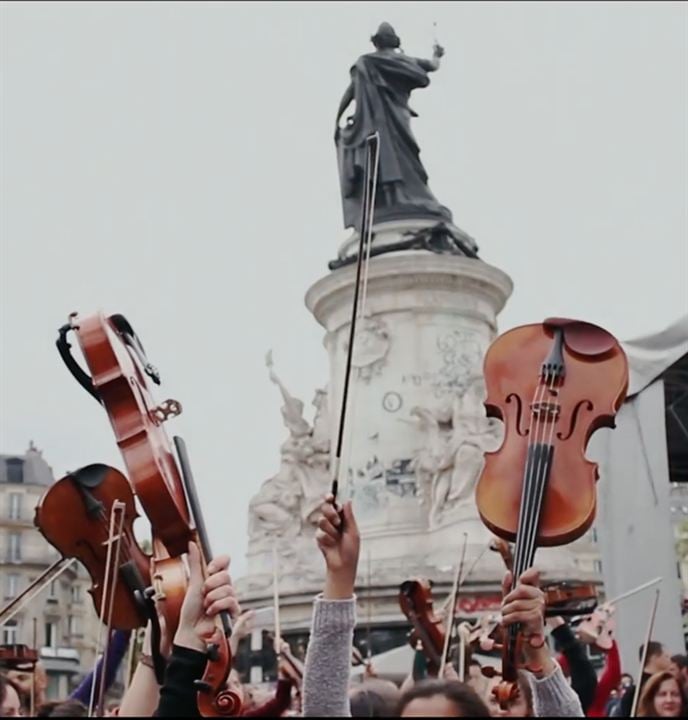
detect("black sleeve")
[551,624,598,713]
[619,684,636,717]
[154,645,207,718]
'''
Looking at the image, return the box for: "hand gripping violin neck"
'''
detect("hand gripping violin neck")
[475,318,628,708]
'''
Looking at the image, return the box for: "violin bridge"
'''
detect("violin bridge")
[150,399,183,424]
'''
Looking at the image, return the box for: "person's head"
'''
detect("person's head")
[349,679,400,717]
[620,672,634,691]
[371,22,401,50]
[637,671,685,717]
[398,679,490,717]
[641,641,672,674]
[670,654,688,684]
[0,674,22,717]
[483,673,533,717]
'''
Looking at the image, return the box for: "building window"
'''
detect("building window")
[45,621,58,649]
[5,573,19,599]
[2,620,18,645]
[8,532,21,562]
[5,459,24,484]
[71,585,82,604]
[593,559,603,574]
[8,493,22,520]
[68,615,81,637]
[47,580,58,602]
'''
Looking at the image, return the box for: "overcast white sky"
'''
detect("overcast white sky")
[1,2,686,578]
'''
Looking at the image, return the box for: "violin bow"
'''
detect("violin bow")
[331,132,381,503]
[630,588,661,717]
[0,558,77,626]
[31,618,37,717]
[439,532,468,677]
[88,501,127,718]
[272,544,282,666]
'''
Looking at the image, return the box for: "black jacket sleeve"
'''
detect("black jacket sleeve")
[551,623,598,713]
[154,645,206,718]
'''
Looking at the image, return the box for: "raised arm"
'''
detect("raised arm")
[335,82,355,137]
[416,43,445,72]
[302,495,360,717]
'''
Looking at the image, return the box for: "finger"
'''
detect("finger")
[518,567,540,587]
[207,554,230,575]
[501,608,544,627]
[341,501,359,536]
[503,584,542,605]
[502,598,545,618]
[321,502,341,527]
[206,596,240,619]
[203,585,234,609]
[186,542,204,590]
[316,530,338,549]
[204,570,232,593]
[501,570,513,598]
[318,515,341,541]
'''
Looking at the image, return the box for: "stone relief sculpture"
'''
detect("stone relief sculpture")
[345,316,391,382]
[411,375,502,528]
[247,353,331,561]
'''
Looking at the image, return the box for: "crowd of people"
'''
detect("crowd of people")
[0,497,685,717]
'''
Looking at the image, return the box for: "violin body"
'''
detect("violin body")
[476,319,628,546]
[577,603,615,650]
[61,312,193,557]
[0,645,39,670]
[34,464,151,630]
[399,579,445,675]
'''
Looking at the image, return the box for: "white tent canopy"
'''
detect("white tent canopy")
[589,314,688,673]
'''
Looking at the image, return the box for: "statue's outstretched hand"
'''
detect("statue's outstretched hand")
[433,43,445,58]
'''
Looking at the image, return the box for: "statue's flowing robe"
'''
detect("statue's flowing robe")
[337,51,452,229]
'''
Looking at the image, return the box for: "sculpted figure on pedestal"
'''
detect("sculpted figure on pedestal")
[412,375,501,528]
[247,353,331,558]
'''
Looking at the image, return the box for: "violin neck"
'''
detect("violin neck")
[173,435,232,638]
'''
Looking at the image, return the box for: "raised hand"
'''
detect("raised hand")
[500,567,546,648]
[174,542,240,652]
[315,494,360,599]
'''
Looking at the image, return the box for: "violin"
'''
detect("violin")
[56,312,240,716]
[34,464,152,631]
[577,602,615,650]
[0,645,39,671]
[475,318,628,708]
[399,579,445,676]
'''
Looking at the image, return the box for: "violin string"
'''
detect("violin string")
[335,132,381,500]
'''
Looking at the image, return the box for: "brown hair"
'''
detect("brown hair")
[397,679,491,716]
[637,671,685,717]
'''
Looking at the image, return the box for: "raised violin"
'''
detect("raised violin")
[475,318,628,708]
[399,578,445,677]
[57,312,241,716]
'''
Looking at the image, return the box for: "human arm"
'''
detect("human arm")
[548,616,597,712]
[501,569,584,717]
[587,640,621,717]
[154,543,240,718]
[302,495,360,717]
[118,625,161,717]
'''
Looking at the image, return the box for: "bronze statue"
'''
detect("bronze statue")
[335,22,453,231]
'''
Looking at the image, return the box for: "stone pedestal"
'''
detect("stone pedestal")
[237,244,600,652]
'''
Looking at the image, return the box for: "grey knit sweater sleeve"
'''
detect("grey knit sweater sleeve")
[528,661,585,717]
[302,595,356,718]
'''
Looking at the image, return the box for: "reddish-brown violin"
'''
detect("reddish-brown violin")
[399,578,446,677]
[56,311,240,716]
[475,318,628,709]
